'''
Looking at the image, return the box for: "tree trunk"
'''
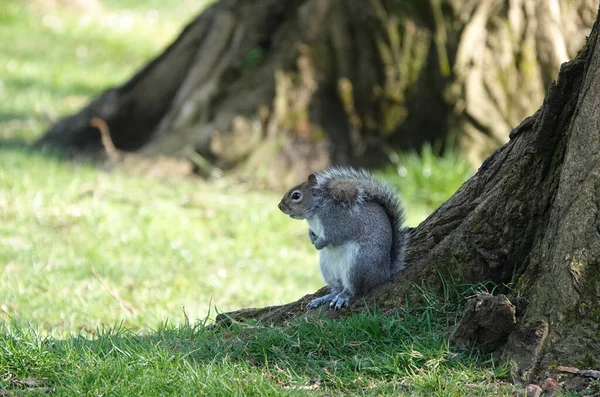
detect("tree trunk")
[218,5,600,385]
[35,0,595,184]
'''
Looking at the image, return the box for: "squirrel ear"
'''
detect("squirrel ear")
[308,174,317,185]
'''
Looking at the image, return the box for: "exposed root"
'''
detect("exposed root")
[90,117,120,162]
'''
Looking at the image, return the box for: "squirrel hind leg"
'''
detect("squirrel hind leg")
[306,290,340,310]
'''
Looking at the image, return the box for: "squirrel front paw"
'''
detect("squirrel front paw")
[308,229,318,245]
[313,237,327,250]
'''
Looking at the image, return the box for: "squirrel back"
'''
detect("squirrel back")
[311,166,407,273]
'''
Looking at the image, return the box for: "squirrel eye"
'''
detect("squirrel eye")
[291,191,302,200]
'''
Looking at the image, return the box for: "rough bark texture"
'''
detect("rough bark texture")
[450,294,520,353]
[218,6,600,383]
[35,0,595,184]
[447,0,596,167]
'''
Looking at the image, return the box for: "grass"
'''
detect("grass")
[379,142,473,214]
[1,283,514,396]
[0,1,517,396]
[0,147,323,335]
[0,0,206,142]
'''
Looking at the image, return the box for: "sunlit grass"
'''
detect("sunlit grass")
[0,148,322,337]
[0,0,207,142]
[379,143,473,223]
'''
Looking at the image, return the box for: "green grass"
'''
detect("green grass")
[379,143,473,217]
[0,142,463,336]
[0,2,516,396]
[0,148,323,335]
[0,0,208,142]
[1,284,513,396]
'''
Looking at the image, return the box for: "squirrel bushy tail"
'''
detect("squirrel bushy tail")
[315,166,408,273]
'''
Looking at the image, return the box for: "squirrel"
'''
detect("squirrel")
[278,166,408,310]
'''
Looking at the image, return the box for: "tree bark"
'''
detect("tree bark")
[218,5,600,384]
[35,0,595,184]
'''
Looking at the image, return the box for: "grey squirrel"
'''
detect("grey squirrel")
[278,166,408,310]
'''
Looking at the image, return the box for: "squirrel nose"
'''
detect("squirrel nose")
[278,201,287,212]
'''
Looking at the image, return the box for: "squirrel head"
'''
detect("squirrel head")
[278,173,320,220]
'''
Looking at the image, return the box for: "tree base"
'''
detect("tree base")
[216,10,600,382]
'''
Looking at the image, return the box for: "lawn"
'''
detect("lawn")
[0,1,519,396]
[0,0,204,143]
[0,147,324,335]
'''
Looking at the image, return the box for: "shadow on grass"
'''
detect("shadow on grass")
[0,304,514,396]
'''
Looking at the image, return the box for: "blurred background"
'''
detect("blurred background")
[0,0,595,336]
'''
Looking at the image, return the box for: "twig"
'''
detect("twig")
[91,265,137,316]
[90,117,120,161]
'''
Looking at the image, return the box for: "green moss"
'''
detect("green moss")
[380,102,408,134]
[547,361,560,371]
[242,48,264,71]
[308,125,327,143]
[580,266,600,322]
[576,354,598,369]
[429,0,450,76]
[308,43,331,76]
[337,78,354,113]
[518,40,539,82]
